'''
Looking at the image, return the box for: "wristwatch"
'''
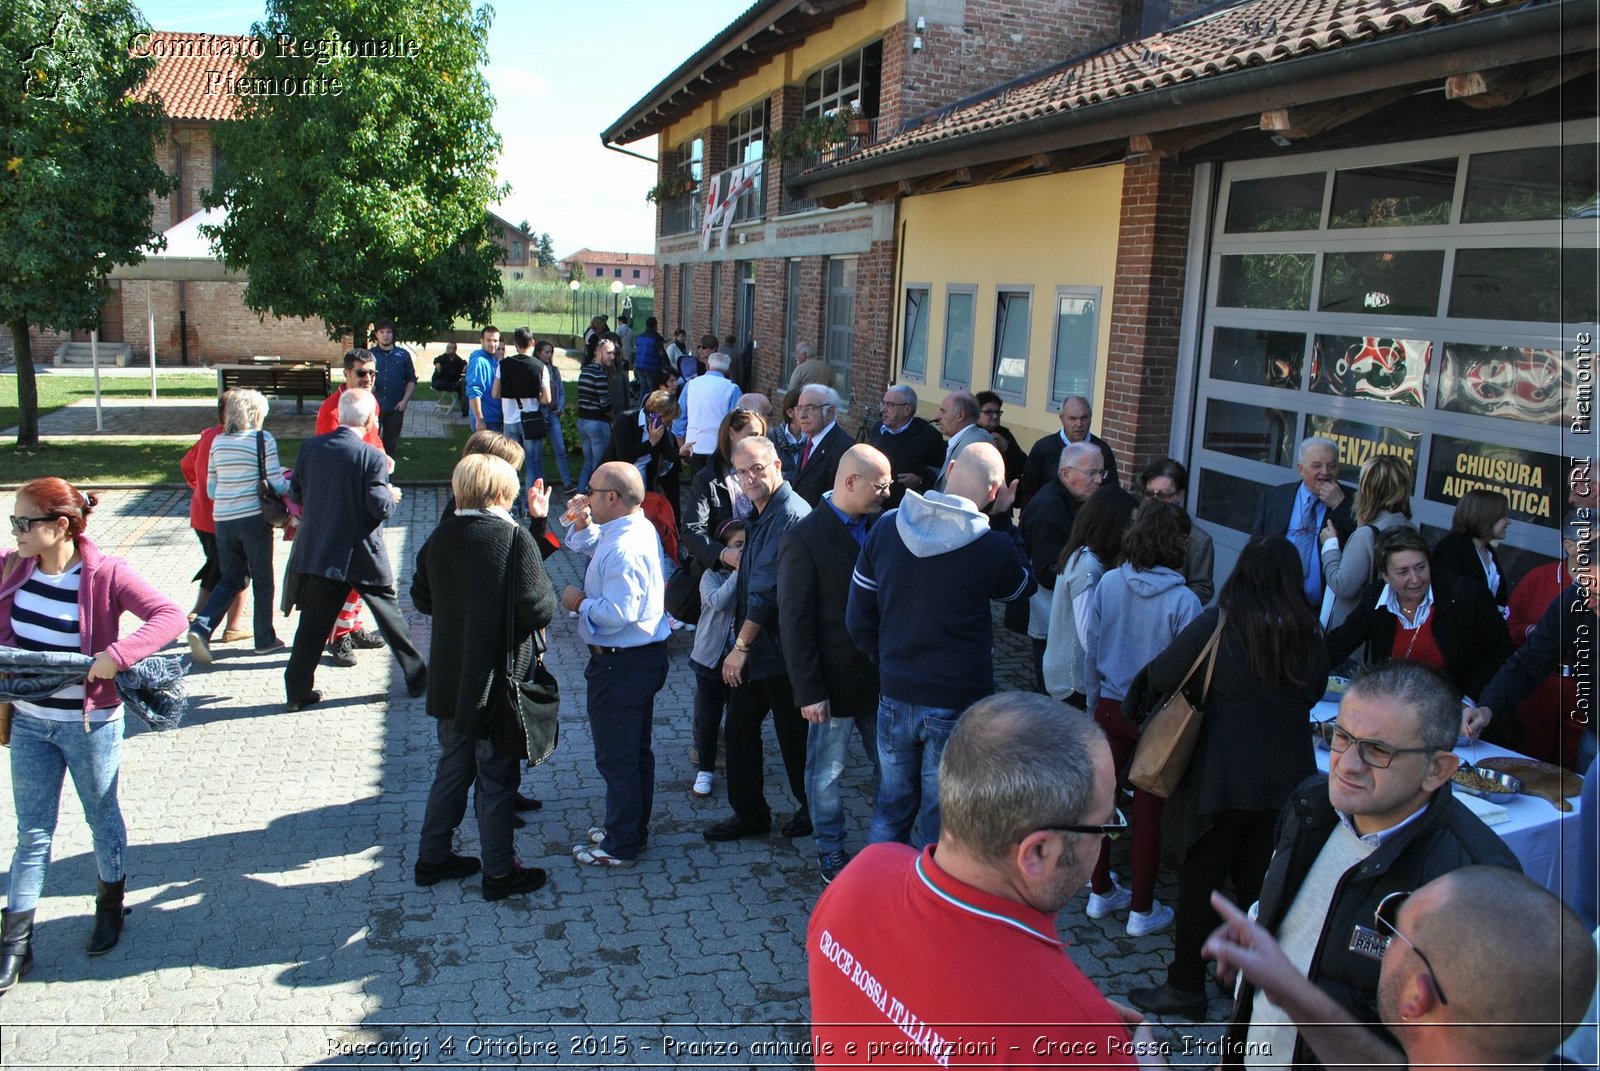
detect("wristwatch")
[733,640,752,653]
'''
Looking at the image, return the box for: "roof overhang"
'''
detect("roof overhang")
[110,207,245,283]
[603,0,868,146]
[798,0,1595,200]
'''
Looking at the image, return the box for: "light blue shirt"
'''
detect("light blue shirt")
[564,510,670,648]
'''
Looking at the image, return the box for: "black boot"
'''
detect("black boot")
[86,879,128,956]
[0,909,35,992]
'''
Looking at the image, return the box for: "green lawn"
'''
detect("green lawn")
[0,373,217,434]
[452,311,582,337]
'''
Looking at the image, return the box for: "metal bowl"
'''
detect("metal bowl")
[1452,765,1523,803]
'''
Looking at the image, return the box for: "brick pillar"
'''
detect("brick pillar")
[769,84,805,218]
[848,237,898,419]
[1102,157,1193,478]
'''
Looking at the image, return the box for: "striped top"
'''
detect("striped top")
[207,430,291,523]
[11,564,114,723]
[577,363,613,421]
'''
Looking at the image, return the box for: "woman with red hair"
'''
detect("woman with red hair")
[0,479,184,991]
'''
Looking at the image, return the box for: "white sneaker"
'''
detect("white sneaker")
[1086,883,1132,919]
[692,771,713,797]
[1127,900,1175,937]
[667,615,685,632]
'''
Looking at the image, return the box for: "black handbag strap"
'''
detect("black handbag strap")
[255,430,267,482]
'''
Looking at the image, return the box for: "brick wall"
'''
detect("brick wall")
[892,0,1125,132]
[1100,156,1194,477]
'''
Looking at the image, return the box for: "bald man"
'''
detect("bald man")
[560,462,672,867]
[778,445,893,882]
[1206,866,1596,1071]
[847,442,1036,847]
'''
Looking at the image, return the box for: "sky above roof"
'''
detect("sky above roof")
[133,0,751,256]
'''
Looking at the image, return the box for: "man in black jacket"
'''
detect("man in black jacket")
[284,388,427,712]
[1017,396,1120,509]
[1221,661,1519,1069]
[788,384,853,508]
[705,437,813,843]
[778,444,892,883]
[1019,441,1104,691]
[864,384,944,509]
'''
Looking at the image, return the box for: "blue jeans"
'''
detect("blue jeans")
[195,514,276,645]
[7,712,126,911]
[522,412,572,487]
[868,697,964,849]
[578,418,611,492]
[806,710,879,855]
[585,643,669,860]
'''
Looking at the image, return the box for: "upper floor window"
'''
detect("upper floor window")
[632,269,641,279]
[803,41,882,121]
[511,241,523,262]
[727,102,767,165]
[594,267,603,277]
[614,268,622,278]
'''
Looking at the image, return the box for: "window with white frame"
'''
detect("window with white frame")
[901,285,930,380]
[1049,288,1100,404]
[803,42,883,120]
[941,286,976,389]
[991,288,1033,400]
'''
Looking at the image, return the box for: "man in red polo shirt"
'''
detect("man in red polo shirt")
[808,693,1163,1069]
[314,348,390,666]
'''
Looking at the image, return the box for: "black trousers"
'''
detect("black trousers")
[285,573,426,704]
[1168,808,1278,992]
[725,672,807,825]
[378,409,405,459]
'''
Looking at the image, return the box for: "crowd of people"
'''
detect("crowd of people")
[2,319,1595,1069]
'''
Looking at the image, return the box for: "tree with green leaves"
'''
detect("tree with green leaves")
[0,0,176,447]
[536,232,556,269]
[205,0,505,348]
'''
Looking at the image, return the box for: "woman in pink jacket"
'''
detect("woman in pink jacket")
[0,478,184,992]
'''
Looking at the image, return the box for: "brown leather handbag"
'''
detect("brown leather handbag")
[1129,612,1226,799]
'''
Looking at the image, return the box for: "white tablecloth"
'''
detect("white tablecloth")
[1311,699,1584,901]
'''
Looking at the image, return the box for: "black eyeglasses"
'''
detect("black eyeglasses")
[1328,724,1436,769]
[980,408,1003,418]
[1375,890,1448,1005]
[1039,806,1128,841]
[10,515,58,535]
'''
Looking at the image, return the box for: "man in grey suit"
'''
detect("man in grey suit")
[934,390,988,492]
[284,388,426,711]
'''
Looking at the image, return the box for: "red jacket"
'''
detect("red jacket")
[180,426,223,532]
[316,387,384,451]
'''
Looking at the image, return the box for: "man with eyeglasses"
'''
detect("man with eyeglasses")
[976,390,1027,485]
[778,445,894,883]
[1205,866,1594,1071]
[1219,661,1518,1068]
[704,436,813,843]
[559,462,671,868]
[809,693,1165,1068]
[1020,442,1107,693]
[864,384,943,509]
[1018,396,1121,511]
[789,385,852,508]
[313,349,392,666]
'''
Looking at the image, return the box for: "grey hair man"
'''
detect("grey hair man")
[679,350,742,474]
[934,390,987,491]
[559,461,671,867]
[1019,440,1110,692]
[865,383,945,508]
[283,387,426,713]
[1250,435,1356,607]
[809,694,1168,1063]
[787,338,835,393]
[1219,661,1520,1068]
[790,384,851,508]
[847,442,1035,847]
[1017,395,1121,509]
[1206,865,1595,1071]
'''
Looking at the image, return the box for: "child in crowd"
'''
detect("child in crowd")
[688,520,746,798]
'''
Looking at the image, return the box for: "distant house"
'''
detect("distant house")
[559,249,657,287]
[489,212,536,280]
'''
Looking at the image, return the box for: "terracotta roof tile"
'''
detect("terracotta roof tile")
[560,248,657,267]
[131,32,246,122]
[829,0,1519,169]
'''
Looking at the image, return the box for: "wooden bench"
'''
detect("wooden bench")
[215,363,332,413]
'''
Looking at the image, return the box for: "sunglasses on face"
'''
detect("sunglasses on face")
[10,515,58,535]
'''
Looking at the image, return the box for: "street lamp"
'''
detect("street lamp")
[569,278,581,340]
[610,279,625,325]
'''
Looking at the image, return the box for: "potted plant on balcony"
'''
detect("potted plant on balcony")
[644,171,695,204]
[843,101,871,139]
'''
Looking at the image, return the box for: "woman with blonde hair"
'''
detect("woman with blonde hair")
[1319,454,1417,627]
[0,478,185,985]
[187,388,291,661]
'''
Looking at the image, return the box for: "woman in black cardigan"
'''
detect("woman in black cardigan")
[1326,526,1512,726]
[411,454,557,901]
[1429,488,1511,614]
[1123,536,1326,1020]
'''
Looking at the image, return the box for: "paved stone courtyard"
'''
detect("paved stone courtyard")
[0,487,1230,1069]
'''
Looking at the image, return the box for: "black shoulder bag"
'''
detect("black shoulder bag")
[256,431,291,528]
[499,532,561,765]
